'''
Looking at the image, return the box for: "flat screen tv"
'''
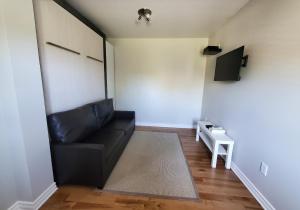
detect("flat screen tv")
[214,46,245,81]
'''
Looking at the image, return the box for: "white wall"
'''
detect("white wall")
[0,5,19,208]
[201,0,300,209]
[0,0,54,208]
[34,0,105,114]
[111,38,208,128]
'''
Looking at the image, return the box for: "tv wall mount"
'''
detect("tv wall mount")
[241,55,248,67]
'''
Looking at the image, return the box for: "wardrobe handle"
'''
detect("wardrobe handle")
[86,56,103,63]
[46,42,80,55]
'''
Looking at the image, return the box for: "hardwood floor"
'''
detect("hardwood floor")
[41,126,262,210]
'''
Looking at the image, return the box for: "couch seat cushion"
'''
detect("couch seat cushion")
[102,119,135,134]
[87,130,125,158]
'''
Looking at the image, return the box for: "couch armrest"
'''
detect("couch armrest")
[114,111,135,120]
[51,143,105,187]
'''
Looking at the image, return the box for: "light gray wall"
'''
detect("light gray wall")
[0,0,54,208]
[0,5,19,208]
[201,0,300,209]
[111,38,208,128]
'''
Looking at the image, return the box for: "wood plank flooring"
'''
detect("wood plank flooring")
[41,126,262,210]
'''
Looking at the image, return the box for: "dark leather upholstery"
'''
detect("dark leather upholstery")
[87,130,125,159]
[93,99,114,127]
[48,105,98,143]
[113,110,135,120]
[102,119,135,135]
[51,143,104,186]
[48,99,135,188]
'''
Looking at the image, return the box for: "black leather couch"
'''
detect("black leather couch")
[47,99,135,188]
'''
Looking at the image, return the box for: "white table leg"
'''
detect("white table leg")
[196,123,200,142]
[211,143,219,168]
[225,144,234,169]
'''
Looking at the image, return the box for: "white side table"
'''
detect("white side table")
[196,121,234,169]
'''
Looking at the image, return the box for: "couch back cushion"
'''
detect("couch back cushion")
[47,104,98,143]
[93,99,114,127]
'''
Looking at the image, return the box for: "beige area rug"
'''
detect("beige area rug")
[103,131,198,199]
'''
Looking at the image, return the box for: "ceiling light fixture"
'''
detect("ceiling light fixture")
[136,8,152,24]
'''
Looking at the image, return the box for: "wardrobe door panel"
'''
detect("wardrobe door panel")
[37,0,83,52]
[42,45,85,113]
[39,1,69,48]
[84,26,103,61]
[83,58,106,100]
[106,41,115,99]
[90,30,103,61]
[65,10,84,52]
[34,0,106,114]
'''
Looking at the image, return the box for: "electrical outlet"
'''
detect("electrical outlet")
[260,162,269,176]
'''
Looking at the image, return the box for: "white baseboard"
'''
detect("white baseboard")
[231,163,275,210]
[8,182,57,210]
[136,122,195,129]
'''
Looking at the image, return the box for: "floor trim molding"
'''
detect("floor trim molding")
[136,122,195,129]
[231,162,275,210]
[8,182,57,210]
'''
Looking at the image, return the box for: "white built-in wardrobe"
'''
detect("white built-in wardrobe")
[34,0,107,114]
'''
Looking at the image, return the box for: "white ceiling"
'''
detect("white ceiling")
[66,0,249,38]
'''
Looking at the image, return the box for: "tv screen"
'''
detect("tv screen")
[214,46,245,81]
